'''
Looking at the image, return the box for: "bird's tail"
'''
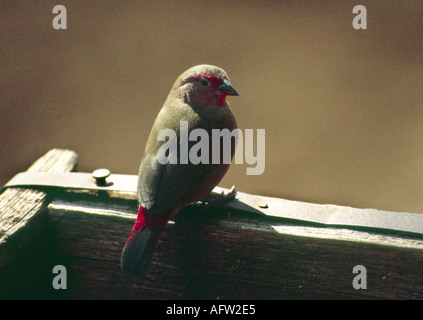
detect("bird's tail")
[121,206,169,275]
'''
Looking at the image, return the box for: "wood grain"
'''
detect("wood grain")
[47,192,423,299]
[1,149,423,299]
[0,149,78,299]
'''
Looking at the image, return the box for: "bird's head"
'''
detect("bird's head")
[174,64,239,108]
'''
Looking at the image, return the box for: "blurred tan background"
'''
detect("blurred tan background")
[1,1,423,213]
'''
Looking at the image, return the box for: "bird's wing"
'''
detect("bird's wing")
[137,103,200,213]
[138,103,236,215]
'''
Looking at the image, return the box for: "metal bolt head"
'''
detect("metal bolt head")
[257,201,268,208]
[92,168,111,186]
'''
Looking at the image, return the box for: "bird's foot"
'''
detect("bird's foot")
[198,185,237,214]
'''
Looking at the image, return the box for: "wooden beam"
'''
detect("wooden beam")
[2,148,423,299]
[0,149,78,299]
[47,192,423,299]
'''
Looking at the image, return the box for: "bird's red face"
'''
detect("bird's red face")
[178,73,239,107]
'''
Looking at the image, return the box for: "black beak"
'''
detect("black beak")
[218,78,239,96]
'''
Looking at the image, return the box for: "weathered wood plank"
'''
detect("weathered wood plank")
[46,192,423,299]
[0,149,78,299]
[2,148,423,299]
[0,149,78,246]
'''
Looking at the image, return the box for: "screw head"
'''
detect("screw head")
[257,201,268,208]
[92,168,111,186]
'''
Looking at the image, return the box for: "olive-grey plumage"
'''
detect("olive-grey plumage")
[139,65,237,216]
[122,64,238,275]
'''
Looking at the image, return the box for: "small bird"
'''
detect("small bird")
[121,64,239,275]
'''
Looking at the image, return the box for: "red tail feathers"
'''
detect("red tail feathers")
[121,206,171,275]
[126,206,170,244]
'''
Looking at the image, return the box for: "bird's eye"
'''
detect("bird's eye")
[200,78,210,87]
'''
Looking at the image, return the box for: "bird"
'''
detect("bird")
[121,64,239,275]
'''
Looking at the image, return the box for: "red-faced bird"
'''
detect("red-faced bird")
[121,64,239,275]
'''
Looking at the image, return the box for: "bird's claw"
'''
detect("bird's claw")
[222,185,237,200]
[199,185,237,213]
